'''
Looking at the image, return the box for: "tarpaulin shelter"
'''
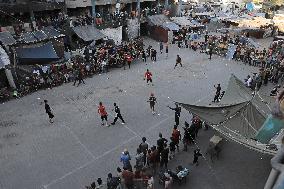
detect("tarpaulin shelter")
[0,32,16,46]
[162,22,180,31]
[72,25,106,42]
[147,15,179,42]
[0,46,10,69]
[15,42,59,64]
[178,74,280,155]
[42,26,65,39]
[246,2,255,12]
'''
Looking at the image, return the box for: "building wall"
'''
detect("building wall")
[65,0,92,8]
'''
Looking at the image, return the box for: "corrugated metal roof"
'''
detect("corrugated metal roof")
[73,25,106,42]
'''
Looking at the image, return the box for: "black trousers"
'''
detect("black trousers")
[113,113,125,124]
[175,115,180,126]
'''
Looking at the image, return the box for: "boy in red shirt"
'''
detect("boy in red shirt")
[172,125,181,152]
[98,102,109,126]
[144,69,153,86]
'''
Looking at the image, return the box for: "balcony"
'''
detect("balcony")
[0,0,65,13]
[65,0,92,8]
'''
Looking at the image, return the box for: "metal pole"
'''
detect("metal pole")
[177,0,181,17]
[91,0,96,26]
[137,0,140,18]
[165,0,169,10]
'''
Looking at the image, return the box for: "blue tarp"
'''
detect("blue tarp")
[246,2,255,11]
[162,22,180,31]
[255,115,284,143]
[16,42,59,64]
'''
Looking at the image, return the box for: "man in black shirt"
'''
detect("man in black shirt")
[192,148,202,166]
[160,143,169,169]
[44,100,54,123]
[174,55,182,69]
[111,103,125,125]
[168,103,181,126]
[148,93,157,114]
[157,133,168,160]
[213,84,221,102]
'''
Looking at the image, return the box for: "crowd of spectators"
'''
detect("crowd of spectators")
[0,38,144,102]
[85,116,203,189]
[172,30,284,92]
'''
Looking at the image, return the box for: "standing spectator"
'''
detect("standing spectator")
[111,103,126,125]
[144,69,153,85]
[122,167,134,189]
[98,102,109,126]
[160,143,169,170]
[171,125,181,152]
[174,55,182,69]
[168,104,182,126]
[169,137,176,159]
[126,54,133,69]
[107,173,120,189]
[157,133,168,157]
[165,43,169,58]
[116,167,124,189]
[192,148,202,166]
[142,50,147,62]
[44,100,54,123]
[149,146,159,174]
[159,41,163,54]
[77,69,85,87]
[139,137,149,166]
[135,148,144,171]
[73,69,79,86]
[120,149,132,171]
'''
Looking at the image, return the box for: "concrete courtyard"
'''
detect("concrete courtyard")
[0,38,272,189]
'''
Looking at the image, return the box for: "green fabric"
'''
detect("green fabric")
[255,114,284,144]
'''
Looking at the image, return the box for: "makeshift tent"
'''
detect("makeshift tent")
[42,26,64,39]
[178,74,280,155]
[162,22,180,31]
[147,15,170,26]
[246,2,255,12]
[72,25,106,42]
[19,32,38,43]
[0,32,16,46]
[33,30,48,41]
[15,42,59,64]
[0,46,10,69]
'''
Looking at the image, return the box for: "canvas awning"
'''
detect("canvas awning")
[0,32,16,46]
[33,30,48,41]
[72,25,106,42]
[0,46,10,69]
[15,42,59,64]
[178,74,269,142]
[162,22,180,31]
[42,26,64,39]
[171,17,201,27]
[19,32,38,43]
[147,15,170,26]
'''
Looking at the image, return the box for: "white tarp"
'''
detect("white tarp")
[0,46,10,69]
[101,26,122,45]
